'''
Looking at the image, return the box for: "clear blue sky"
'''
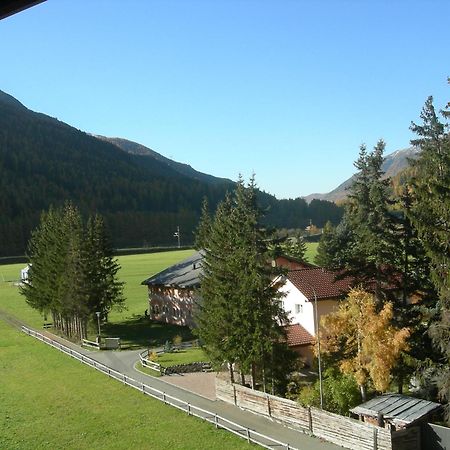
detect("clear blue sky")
[2,0,449,198]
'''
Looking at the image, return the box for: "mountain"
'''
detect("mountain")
[0,89,343,256]
[303,147,420,203]
[95,136,231,185]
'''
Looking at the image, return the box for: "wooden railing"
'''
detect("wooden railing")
[21,326,298,450]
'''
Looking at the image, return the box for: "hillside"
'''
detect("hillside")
[304,147,420,203]
[0,90,343,256]
[95,135,231,185]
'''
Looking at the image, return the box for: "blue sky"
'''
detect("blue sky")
[1,0,449,198]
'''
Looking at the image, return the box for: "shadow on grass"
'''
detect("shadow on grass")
[101,315,194,349]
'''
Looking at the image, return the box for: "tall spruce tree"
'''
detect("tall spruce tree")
[281,233,308,262]
[194,197,212,251]
[329,141,400,301]
[21,203,124,340]
[315,221,336,267]
[408,95,450,422]
[84,215,125,321]
[195,177,290,391]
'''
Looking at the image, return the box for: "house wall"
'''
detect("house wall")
[280,279,339,336]
[148,286,198,327]
[290,343,315,366]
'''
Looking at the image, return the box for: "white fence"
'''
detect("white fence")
[21,326,299,450]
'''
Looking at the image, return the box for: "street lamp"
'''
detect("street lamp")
[174,226,181,248]
[304,282,324,409]
[95,311,101,339]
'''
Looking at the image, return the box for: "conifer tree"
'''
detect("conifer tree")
[315,221,336,267]
[195,177,290,390]
[84,215,125,321]
[194,197,212,250]
[22,203,124,340]
[281,233,308,262]
[408,95,450,422]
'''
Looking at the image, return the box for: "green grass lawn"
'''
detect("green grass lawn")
[0,320,250,450]
[157,348,208,367]
[0,245,320,348]
[0,250,196,347]
[138,347,209,378]
[305,242,318,264]
[0,262,44,328]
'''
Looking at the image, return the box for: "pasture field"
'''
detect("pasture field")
[0,245,319,346]
[0,320,250,450]
[305,242,318,264]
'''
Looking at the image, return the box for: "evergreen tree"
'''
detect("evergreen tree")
[332,141,400,300]
[314,221,336,267]
[84,215,125,321]
[21,204,124,340]
[281,233,308,262]
[408,95,450,422]
[195,177,290,390]
[194,197,212,250]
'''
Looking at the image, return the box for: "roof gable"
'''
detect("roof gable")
[287,268,353,300]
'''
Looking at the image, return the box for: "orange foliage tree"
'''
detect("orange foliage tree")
[320,288,410,401]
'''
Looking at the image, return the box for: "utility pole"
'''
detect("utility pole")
[304,281,324,409]
[174,226,181,248]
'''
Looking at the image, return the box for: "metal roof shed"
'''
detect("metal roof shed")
[350,394,442,430]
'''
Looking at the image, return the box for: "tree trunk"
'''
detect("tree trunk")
[251,362,256,390]
[228,362,235,384]
[359,384,367,402]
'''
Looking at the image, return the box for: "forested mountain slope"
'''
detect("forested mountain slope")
[0,90,343,256]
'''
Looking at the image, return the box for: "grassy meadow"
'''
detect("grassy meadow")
[0,320,251,450]
[0,245,318,347]
[0,246,319,449]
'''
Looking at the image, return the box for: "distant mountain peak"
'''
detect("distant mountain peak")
[303,146,419,204]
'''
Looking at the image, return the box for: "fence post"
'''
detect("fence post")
[142,384,145,394]
[246,428,250,443]
[187,403,191,415]
[214,414,218,429]
[308,407,313,434]
[163,392,166,403]
[373,427,378,450]
[123,374,126,384]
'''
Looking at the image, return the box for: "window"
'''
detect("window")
[295,304,303,314]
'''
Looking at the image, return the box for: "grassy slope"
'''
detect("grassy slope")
[0,320,250,450]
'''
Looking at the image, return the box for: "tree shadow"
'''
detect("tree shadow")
[101,315,194,349]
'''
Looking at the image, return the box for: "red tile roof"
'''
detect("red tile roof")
[287,268,353,300]
[285,323,315,346]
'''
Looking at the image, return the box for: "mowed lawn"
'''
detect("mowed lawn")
[0,320,250,450]
[0,245,318,347]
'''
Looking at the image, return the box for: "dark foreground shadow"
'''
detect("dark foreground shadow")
[102,315,194,349]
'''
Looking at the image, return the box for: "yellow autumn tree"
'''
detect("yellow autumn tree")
[320,288,410,401]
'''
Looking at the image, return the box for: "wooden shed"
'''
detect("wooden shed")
[350,394,442,431]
